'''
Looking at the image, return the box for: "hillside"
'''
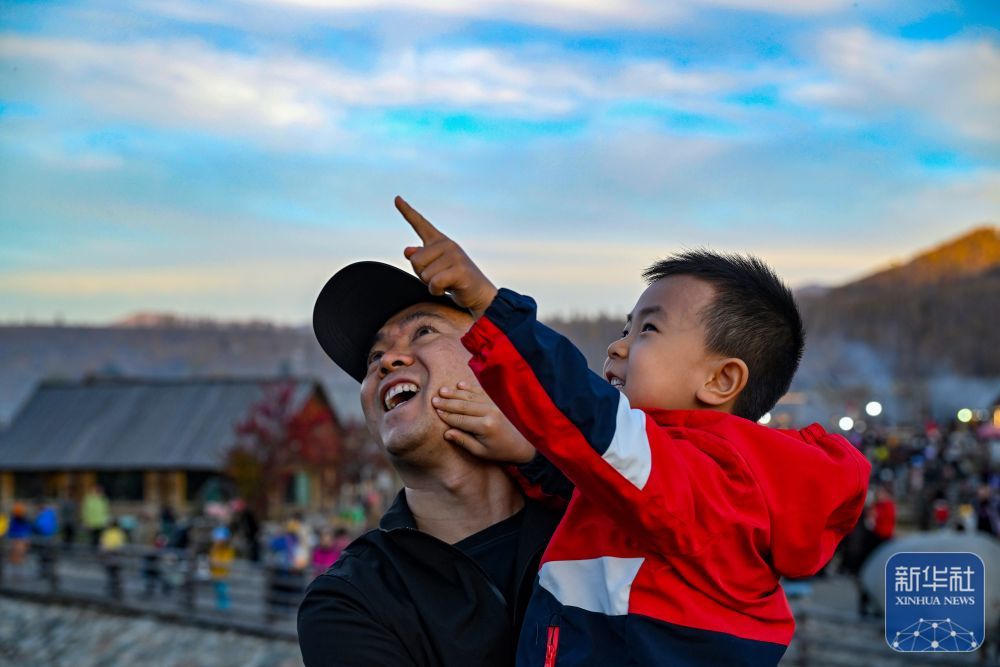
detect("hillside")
[845,226,1000,290]
[797,225,1000,380]
[0,225,996,426]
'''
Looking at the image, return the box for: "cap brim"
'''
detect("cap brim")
[313,261,465,382]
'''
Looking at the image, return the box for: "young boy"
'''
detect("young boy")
[394,196,870,666]
[209,525,236,611]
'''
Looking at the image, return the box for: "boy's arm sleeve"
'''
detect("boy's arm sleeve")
[507,452,575,505]
[462,288,748,556]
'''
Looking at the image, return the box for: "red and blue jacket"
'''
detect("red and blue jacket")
[461,288,871,667]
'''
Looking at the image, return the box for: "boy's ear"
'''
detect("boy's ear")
[696,357,749,408]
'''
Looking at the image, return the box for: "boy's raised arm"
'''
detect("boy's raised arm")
[394,198,744,556]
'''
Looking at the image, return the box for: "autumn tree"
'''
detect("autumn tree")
[225,380,341,517]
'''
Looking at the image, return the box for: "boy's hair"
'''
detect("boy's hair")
[643,250,804,422]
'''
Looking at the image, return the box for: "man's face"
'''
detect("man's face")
[359,303,476,459]
[603,275,718,412]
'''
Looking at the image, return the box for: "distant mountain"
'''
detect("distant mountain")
[0,225,996,427]
[793,284,832,300]
[840,226,1000,290]
[797,224,1000,380]
[114,312,285,330]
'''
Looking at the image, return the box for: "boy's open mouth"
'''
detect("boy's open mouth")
[382,382,421,411]
[606,373,625,391]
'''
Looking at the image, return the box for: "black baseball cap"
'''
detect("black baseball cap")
[313,261,467,382]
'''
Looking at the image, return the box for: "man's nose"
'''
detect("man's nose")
[379,346,414,376]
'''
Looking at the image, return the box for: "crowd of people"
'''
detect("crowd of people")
[0,484,359,614]
[2,420,996,620]
[828,419,1000,616]
[856,420,999,535]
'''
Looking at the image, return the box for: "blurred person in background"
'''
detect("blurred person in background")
[134,506,163,597]
[310,528,341,579]
[872,484,896,543]
[977,485,999,536]
[268,519,306,619]
[932,492,951,528]
[33,501,58,537]
[82,485,110,548]
[159,505,177,542]
[331,527,350,556]
[33,501,59,582]
[160,537,185,596]
[839,492,882,618]
[58,494,77,550]
[229,498,261,563]
[209,526,236,611]
[6,502,33,579]
[99,517,127,599]
[293,514,314,572]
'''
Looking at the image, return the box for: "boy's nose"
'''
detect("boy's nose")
[606,336,627,360]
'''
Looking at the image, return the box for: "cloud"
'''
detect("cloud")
[791,28,1000,144]
[696,0,859,13]
[240,0,862,29]
[0,35,338,147]
[0,32,776,150]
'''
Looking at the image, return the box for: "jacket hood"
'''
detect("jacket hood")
[740,420,871,578]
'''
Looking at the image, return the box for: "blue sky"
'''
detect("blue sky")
[1,0,997,323]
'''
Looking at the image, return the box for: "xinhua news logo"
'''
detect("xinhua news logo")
[885,552,985,652]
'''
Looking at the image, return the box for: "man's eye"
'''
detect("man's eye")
[367,351,383,366]
[415,325,435,337]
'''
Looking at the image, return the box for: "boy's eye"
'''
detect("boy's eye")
[620,327,629,338]
[641,323,658,333]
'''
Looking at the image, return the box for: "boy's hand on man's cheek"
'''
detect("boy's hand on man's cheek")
[395,195,498,319]
[433,382,537,464]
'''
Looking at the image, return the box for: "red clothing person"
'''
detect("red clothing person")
[873,487,896,540]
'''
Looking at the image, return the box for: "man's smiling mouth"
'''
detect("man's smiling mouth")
[383,382,421,411]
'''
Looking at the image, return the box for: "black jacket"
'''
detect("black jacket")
[297,490,562,667]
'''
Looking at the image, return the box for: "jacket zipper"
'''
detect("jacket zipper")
[544,615,560,667]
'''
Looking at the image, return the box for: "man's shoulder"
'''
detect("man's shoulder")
[309,529,383,586]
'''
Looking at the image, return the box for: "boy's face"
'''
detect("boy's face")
[603,275,718,412]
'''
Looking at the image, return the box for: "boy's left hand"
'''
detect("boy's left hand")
[395,196,498,318]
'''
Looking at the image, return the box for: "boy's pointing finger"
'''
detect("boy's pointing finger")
[395,196,444,243]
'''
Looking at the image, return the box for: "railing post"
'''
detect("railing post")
[106,549,124,601]
[39,537,59,592]
[182,552,197,612]
[47,542,58,591]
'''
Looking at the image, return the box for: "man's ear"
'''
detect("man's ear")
[696,358,749,408]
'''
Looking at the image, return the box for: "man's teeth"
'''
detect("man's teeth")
[384,383,420,411]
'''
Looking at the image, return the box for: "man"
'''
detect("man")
[298,261,564,667]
